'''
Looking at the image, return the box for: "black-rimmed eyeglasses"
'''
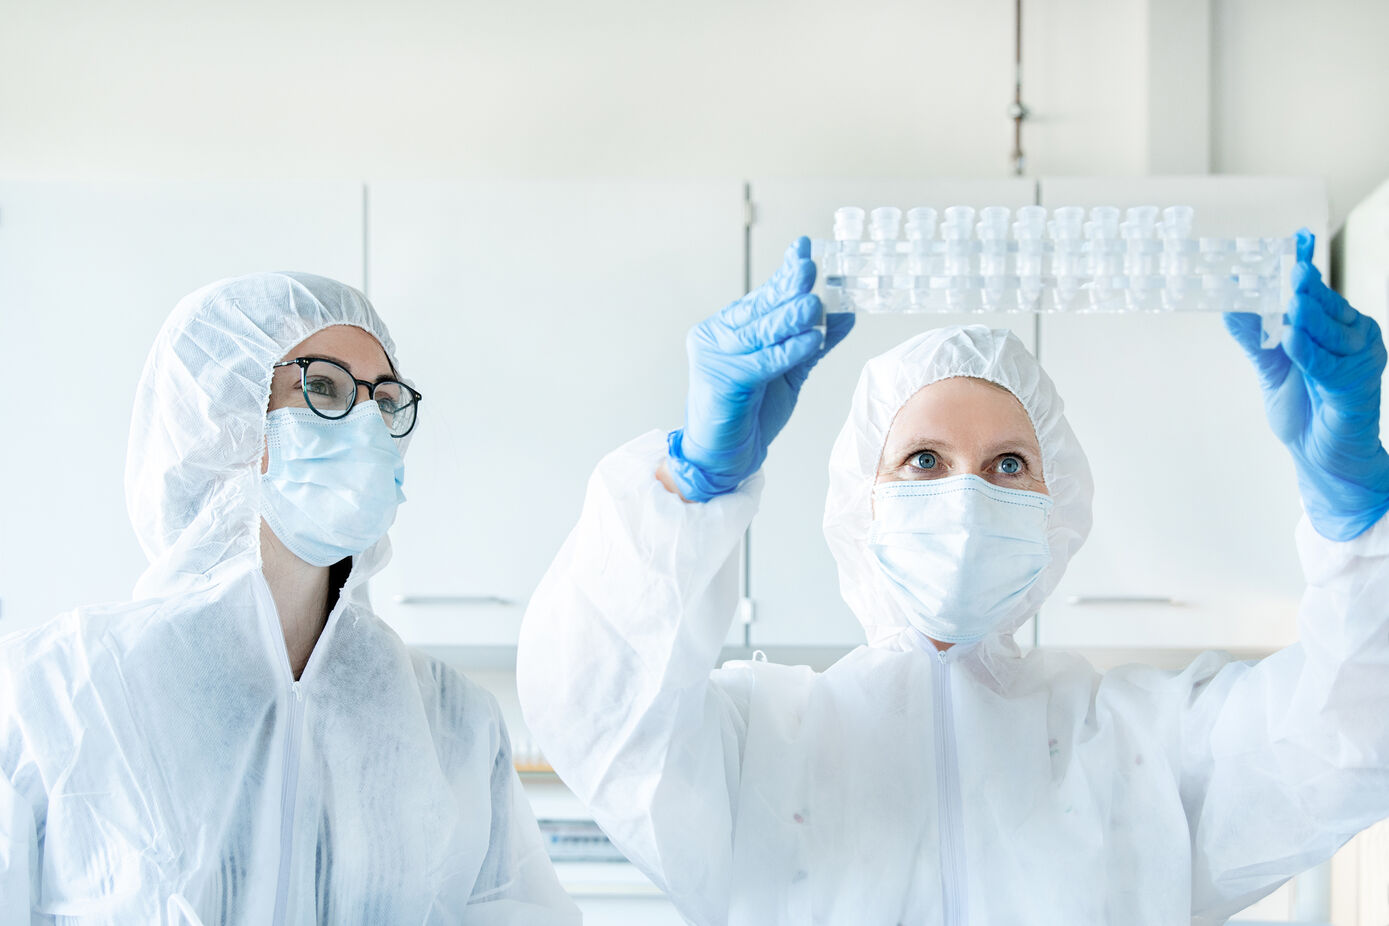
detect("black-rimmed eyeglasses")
[272,357,422,438]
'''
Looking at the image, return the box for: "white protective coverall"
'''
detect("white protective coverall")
[517,325,1389,925]
[0,273,579,925]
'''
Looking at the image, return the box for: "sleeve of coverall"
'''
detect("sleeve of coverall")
[516,430,761,925]
[461,694,581,925]
[0,766,37,923]
[1182,512,1389,922]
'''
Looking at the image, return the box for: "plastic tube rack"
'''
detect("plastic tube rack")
[814,205,1296,347]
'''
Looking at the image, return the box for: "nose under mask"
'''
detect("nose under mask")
[866,474,1052,645]
[260,402,406,567]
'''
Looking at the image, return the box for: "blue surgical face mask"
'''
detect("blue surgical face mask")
[866,474,1052,645]
[260,403,406,568]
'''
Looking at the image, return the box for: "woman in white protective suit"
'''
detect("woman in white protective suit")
[0,273,579,924]
[517,233,1389,924]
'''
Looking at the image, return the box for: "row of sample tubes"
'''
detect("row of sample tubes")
[813,205,1295,346]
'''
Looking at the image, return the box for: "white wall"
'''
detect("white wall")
[7,0,1385,227]
[1213,0,1389,229]
[0,0,1149,180]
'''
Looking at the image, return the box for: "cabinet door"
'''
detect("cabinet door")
[0,181,364,633]
[1340,177,1389,440]
[1035,177,1327,651]
[745,179,1039,648]
[365,181,745,647]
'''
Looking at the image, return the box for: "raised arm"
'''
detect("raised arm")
[1179,513,1389,919]
[517,432,759,921]
[1181,231,1389,917]
[517,239,851,923]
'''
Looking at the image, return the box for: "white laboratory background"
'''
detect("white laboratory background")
[3,174,1387,923]
[6,1,1389,922]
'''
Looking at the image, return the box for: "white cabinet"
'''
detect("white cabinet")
[1340,176,1389,440]
[0,181,364,633]
[0,176,1334,660]
[1034,176,1328,651]
[364,180,746,647]
[744,179,1039,647]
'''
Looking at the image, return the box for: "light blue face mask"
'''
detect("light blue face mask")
[260,403,406,568]
[866,474,1052,645]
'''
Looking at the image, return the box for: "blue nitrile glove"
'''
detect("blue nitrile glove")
[1225,228,1389,540]
[667,237,855,502]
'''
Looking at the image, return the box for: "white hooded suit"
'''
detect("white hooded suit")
[518,325,1389,925]
[0,273,578,925]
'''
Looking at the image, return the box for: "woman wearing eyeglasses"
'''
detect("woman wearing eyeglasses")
[0,273,578,925]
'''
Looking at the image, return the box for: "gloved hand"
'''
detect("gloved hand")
[1225,228,1389,540]
[667,237,854,502]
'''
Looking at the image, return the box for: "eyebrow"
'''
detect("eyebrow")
[300,353,398,384]
[892,435,1039,459]
[894,435,957,453]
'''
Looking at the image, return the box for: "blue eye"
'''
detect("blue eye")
[999,455,1022,475]
[913,451,937,471]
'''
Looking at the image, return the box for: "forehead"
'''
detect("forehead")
[280,324,391,373]
[886,376,1038,447]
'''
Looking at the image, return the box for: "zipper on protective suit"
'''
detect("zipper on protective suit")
[272,681,304,925]
[932,650,969,926]
[253,574,310,926]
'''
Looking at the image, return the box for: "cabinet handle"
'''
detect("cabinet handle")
[1065,595,1181,606]
[394,594,517,606]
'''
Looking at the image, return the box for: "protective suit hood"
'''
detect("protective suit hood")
[124,271,409,600]
[823,325,1094,647]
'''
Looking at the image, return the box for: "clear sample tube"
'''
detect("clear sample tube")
[831,206,864,277]
[905,207,938,309]
[1199,238,1237,312]
[977,207,1010,276]
[869,206,902,244]
[1124,206,1161,272]
[833,206,865,245]
[1234,237,1276,278]
[1085,207,1122,311]
[1267,236,1296,347]
[834,206,865,238]
[1122,205,1161,309]
[1014,205,1046,312]
[1237,268,1263,310]
[942,206,976,311]
[1159,206,1196,310]
[942,206,975,276]
[869,206,903,309]
[1048,206,1085,311]
[818,203,1293,320]
[1089,206,1121,231]
[977,206,1011,311]
[1160,206,1195,275]
[827,207,866,313]
[905,206,938,243]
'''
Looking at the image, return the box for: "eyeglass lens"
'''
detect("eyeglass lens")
[301,359,417,437]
